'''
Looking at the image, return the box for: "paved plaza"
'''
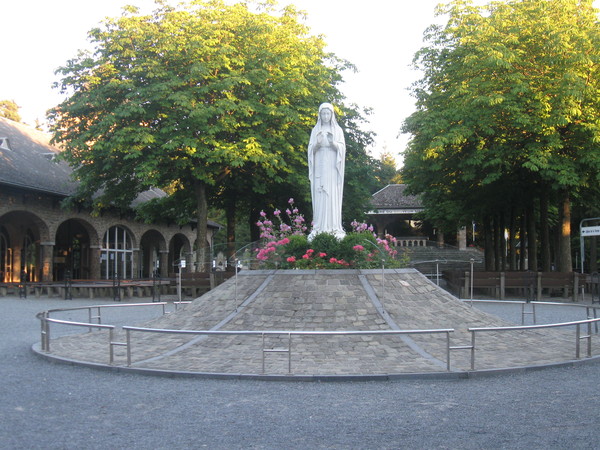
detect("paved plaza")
[2,292,600,449]
[33,269,600,378]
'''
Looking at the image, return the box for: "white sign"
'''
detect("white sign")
[180,259,186,268]
[581,226,600,236]
[368,209,423,215]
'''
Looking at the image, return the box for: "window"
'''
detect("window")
[101,226,133,279]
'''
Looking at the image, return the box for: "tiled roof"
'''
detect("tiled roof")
[0,118,221,228]
[0,117,77,196]
[371,184,423,209]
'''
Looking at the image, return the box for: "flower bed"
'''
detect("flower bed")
[254,199,407,270]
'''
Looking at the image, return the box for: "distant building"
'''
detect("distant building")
[368,184,470,249]
[367,184,427,239]
[0,117,220,282]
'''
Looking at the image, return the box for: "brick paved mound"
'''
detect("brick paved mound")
[45,269,594,377]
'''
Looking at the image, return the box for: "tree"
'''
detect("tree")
[374,152,401,187]
[0,100,21,122]
[49,0,350,271]
[403,0,600,272]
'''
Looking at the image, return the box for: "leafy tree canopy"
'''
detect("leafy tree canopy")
[0,100,21,122]
[49,0,353,269]
[402,0,600,234]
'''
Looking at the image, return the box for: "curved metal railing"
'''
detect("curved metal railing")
[35,301,600,375]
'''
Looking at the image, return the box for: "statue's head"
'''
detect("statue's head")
[318,103,335,125]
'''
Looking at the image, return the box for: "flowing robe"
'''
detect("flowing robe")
[308,116,346,239]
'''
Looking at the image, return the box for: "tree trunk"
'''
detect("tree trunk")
[483,216,494,271]
[520,211,527,270]
[591,236,598,273]
[249,204,261,243]
[508,208,518,270]
[493,214,503,271]
[557,191,572,272]
[539,191,551,272]
[194,180,210,272]
[226,201,236,271]
[526,198,538,272]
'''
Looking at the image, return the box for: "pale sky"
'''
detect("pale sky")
[1,1,453,164]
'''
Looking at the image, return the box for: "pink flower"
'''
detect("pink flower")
[329,257,337,264]
[288,198,294,204]
[306,249,314,255]
[302,254,310,260]
[353,245,365,251]
[260,211,267,217]
[287,256,296,263]
[318,252,327,258]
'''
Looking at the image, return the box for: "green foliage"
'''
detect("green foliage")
[402,0,600,241]
[374,152,400,187]
[337,232,377,264]
[284,234,309,259]
[48,0,357,270]
[309,233,340,257]
[0,100,21,122]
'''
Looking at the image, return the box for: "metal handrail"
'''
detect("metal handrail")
[37,302,171,360]
[468,316,600,370]
[465,299,600,327]
[36,301,600,375]
[36,315,119,362]
[121,326,456,373]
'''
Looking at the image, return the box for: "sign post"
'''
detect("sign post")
[178,259,186,302]
[580,218,600,273]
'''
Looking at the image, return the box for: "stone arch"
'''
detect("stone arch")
[139,229,167,278]
[0,210,50,282]
[100,224,136,279]
[169,233,191,273]
[54,218,98,280]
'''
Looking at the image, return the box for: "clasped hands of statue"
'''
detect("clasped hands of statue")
[315,131,334,148]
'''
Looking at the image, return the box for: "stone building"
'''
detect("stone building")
[367,184,427,243]
[0,117,221,283]
[368,184,467,249]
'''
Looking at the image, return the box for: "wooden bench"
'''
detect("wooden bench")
[169,271,236,298]
[0,278,170,300]
[444,270,582,301]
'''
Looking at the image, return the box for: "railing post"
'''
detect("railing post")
[470,331,476,371]
[40,311,50,352]
[126,329,132,366]
[576,323,581,359]
[287,332,292,375]
[470,259,474,304]
[587,321,592,358]
[261,332,265,373]
[109,328,115,365]
[446,331,451,371]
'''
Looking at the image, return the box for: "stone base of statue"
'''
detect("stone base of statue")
[308,228,346,241]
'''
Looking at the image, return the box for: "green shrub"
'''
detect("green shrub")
[338,232,378,266]
[309,232,340,257]
[284,234,309,259]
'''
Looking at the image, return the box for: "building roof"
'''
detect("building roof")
[370,184,423,210]
[0,117,221,228]
[0,117,77,196]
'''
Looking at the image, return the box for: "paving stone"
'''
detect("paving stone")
[45,269,599,376]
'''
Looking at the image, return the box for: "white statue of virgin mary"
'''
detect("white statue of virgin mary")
[307,103,346,240]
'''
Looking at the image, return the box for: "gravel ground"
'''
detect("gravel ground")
[2,296,600,449]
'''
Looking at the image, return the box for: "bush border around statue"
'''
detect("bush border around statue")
[255,199,407,270]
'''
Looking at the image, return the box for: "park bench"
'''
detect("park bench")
[169,271,236,298]
[443,270,582,301]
